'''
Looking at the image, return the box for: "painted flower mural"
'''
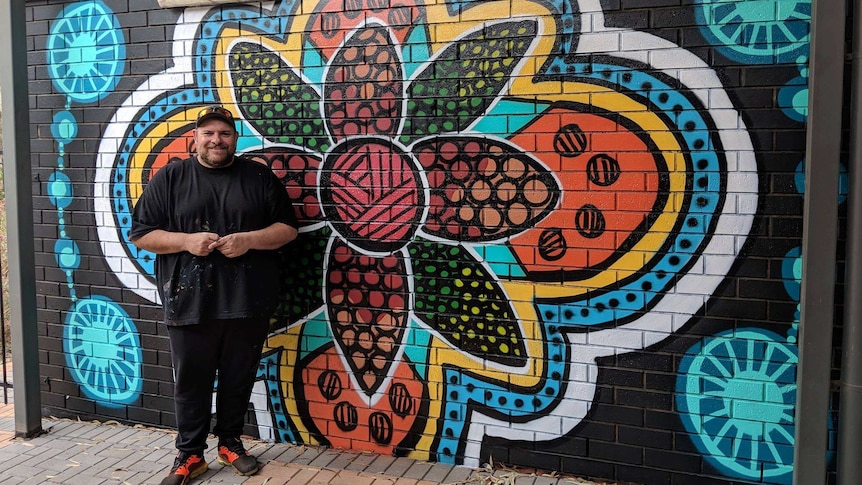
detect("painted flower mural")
[96,0,758,471]
[235,17,561,452]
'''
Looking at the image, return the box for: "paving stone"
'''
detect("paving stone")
[365,454,397,474]
[309,448,341,468]
[403,461,434,480]
[344,452,379,472]
[0,402,616,485]
[384,457,417,477]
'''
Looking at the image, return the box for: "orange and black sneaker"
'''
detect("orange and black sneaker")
[160,451,207,485]
[217,437,260,476]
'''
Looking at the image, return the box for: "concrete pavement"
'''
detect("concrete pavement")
[0,387,612,484]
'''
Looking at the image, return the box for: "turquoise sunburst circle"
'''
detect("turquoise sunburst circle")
[47,0,125,103]
[676,328,797,484]
[695,0,811,64]
[63,296,143,406]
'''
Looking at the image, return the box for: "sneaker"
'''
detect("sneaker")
[217,437,260,476]
[160,451,207,485]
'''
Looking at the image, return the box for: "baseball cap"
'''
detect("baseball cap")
[195,105,235,128]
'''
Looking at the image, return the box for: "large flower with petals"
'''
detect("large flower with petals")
[238,17,559,448]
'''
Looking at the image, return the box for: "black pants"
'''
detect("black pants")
[167,317,269,454]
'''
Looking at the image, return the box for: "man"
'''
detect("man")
[130,105,298,485]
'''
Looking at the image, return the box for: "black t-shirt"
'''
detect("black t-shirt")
[130,156,297,325]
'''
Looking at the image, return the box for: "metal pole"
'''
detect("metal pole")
[838,0,862,480]
[0,0,42,437]
[794,0,847,481]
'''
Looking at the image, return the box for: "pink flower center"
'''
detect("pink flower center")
[321,140,424,252]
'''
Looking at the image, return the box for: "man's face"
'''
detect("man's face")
[194,119,238,168]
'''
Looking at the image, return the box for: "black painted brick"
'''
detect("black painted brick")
[41,363,65,380]
[589,441,642,465]
[142,393,175,414]
[559,456,616,483]
[128,405,161,425]
[95,402,130,420]
[591,404,645,427]
[616,388,673,411]
[41,391,67,409]
[615,352,675,373]
[65,396,96,414]
[604,10,649,29]
[651,7,695,28]
[669,472,745,485]
[481,442,511,464]
[601,367,645,388]
[622,0,681,9]
[617,463,672,485]
[618,425,673,450]
[645,372,676,392]
[140,334,171,352]
[143,363,174,383]
[705,298,767,320]
[46,350,69,368]
[673,432,702,454]
[162,412,177,429]
[575,421,617,442]
[645,448,702,473]
[508,448,563,472]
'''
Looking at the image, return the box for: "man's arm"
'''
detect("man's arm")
[208,222,298,258]
[131,229,221,257]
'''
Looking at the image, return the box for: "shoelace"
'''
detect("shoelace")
[221,440,247,456]
[174,455,200,474]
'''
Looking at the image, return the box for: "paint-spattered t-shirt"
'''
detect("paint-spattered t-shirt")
[130,156,297,325]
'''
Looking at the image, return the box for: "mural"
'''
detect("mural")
[46,0,142,407]
[36,0,815,483]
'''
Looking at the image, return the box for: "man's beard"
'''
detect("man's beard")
[199,145,234,168]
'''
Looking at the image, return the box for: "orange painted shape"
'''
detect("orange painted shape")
[301,346,425,454]
[508,108,663,276]
[146,130,195,182]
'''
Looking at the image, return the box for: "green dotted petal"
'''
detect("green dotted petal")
[409,240,526,366]
[229,42,328,151]
[404,19,537,143]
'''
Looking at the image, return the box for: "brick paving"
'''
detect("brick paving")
[0,386,611,484]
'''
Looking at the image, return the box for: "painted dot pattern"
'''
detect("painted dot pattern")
[327,240,409,394]
[324,26,403,139]
[416,136,558,241]
[404,20,537,141]
[409,241,526,366]
[229,42,328,151]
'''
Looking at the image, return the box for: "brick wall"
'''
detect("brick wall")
[26,0,824,483]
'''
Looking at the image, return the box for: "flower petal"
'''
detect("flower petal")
[324,25,404,141]
[307,0,424,61]
[326,240,409,395]
[415,136,559,242]
[228,41,329,151]
[243,148,325,225]
[409,241,527,367]
[402,19,538,143]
